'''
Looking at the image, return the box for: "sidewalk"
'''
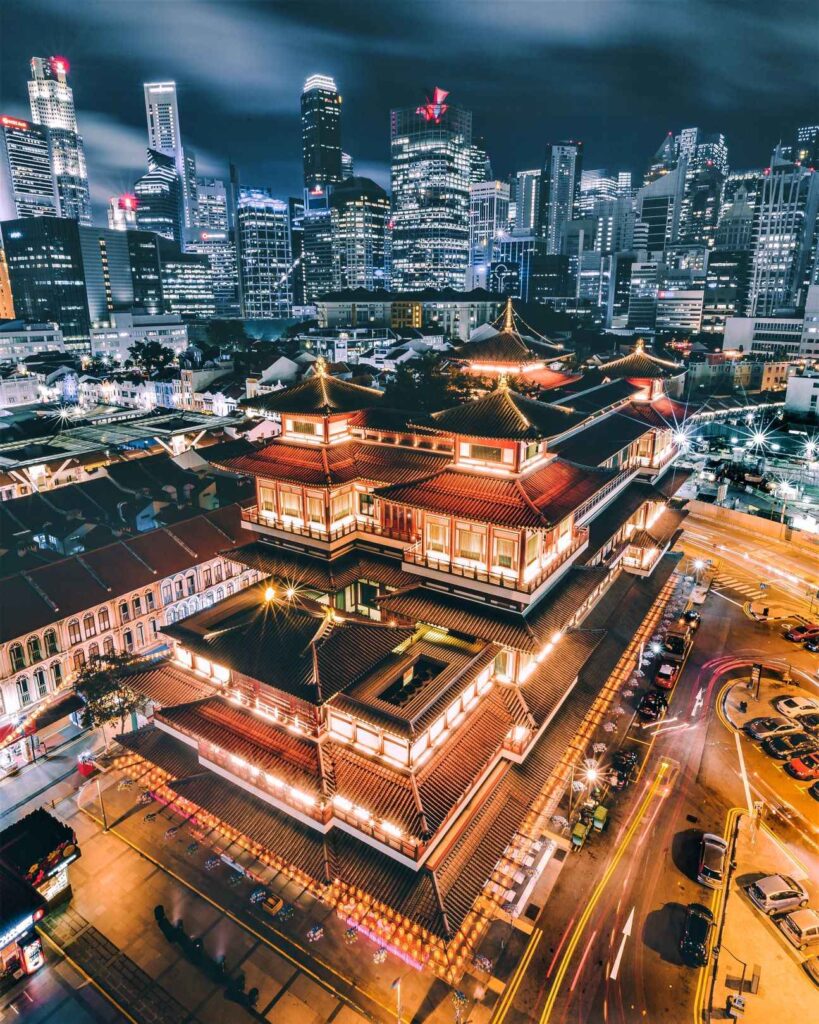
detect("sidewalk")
[710,814,817,1021]
[0,727,100,825]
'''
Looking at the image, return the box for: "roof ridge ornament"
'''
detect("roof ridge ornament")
[503,297,514,333]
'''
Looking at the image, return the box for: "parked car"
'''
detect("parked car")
[697,833,728,889]
[798,713,819,733]
[763,732,819,760]
[680,904,714,965]
[804,955,819,987]
[744,716,799,740]
[809,781,819,801]
[638,690,668,721]
[785,752,819,780]
[746,875,809,915]
[772,695,819,719]
[777,909,819,950]
[805,638,819,653]
[655,661,679,690]
[784,623,819,642]
[663,627,692,661]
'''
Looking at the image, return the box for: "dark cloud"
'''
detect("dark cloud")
[1,0,816,222]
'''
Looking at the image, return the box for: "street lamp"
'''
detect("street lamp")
[693,558,705,583]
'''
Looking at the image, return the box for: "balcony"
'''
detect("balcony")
[402,526,589,602]
[635,445,680,481]
[241,506,407,553]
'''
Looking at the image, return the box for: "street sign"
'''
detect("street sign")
[749,663,763,699]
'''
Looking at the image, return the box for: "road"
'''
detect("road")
[498,539,819,1024]
[679,510,819,617]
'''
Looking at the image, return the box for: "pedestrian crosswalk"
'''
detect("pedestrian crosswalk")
[712,572,769,601]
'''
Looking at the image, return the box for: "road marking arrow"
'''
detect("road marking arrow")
[691,688,704,717]
[608,907,635,981]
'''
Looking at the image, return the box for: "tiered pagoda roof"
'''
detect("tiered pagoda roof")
[595,342,683,380]
[431,385,581,441]
[163,585,413,703]
[213,438,449,487]
[455,299,569,368]
[240,362,383,415]
[376,460,618,528]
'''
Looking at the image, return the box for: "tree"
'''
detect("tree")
[382,352,475,413]
[127,340,175,375]
[75,653,148,746]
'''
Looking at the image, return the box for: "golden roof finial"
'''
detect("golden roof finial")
[497,371,509,391]
[635,338,644,354]
[503,297,514,333]
[315,356,328,377]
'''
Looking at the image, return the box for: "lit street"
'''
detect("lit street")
[495,520,819,1024]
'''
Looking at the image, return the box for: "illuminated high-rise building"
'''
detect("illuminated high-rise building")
[513,169,541,235]
[144,81,197,230]
[749,146,819,315]
[186,176,240,317]
[390,87,472,290]
[301,75,342,190]
[796,125,819,165]
[579,169,618,215]
[468,180,510,288]
[236,189,292,319]
[27,56,91,225]
[107,194,138,231]
[330,176,390,291]
[539,141,583,254]
[134,149,184,244]
[0,114,58,220]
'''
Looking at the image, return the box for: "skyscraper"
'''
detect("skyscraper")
[749,146,819,315]
[28,56,91,225]
[636,161,687,253]
[539,141,583,254]
[301,188,335,304]
[330,176,390,291]
[301,75,342,190]
[0,115,58,220]
[796,125,819,165]
[186,177,240,317]
[390,87,472,291]
[644,132,677,185]
[144,81,197,230]
[236,189,292,318]
[134,149,184,244]
[513,170,541,235]
[578,169,618,215]
[468,180,510,288]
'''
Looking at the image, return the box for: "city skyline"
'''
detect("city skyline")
[1,0,816,221]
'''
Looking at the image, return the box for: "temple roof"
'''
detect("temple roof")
[162,585,413,704]
[376,460,619,528]
[379,565,610,652]
[212,438,449,487]
[550,412,654,466]
[431,386,581,441]
[227,543,415,593]
[455,330,566,366]
[240,367,383,415]
[596,345,683,380]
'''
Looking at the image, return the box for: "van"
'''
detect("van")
[663,626,692,662]
[779,908,819,950]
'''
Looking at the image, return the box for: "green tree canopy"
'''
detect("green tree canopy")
[75,653,148,741]
[127,340,175,376]
[382,353,475,413]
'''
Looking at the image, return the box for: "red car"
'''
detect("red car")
[655,661,679,690]
[784,623,819,642]
[785,751,819,780]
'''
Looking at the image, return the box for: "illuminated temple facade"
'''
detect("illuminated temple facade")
[117,350,690,977]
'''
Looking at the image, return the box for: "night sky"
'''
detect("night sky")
[2,0,817,221]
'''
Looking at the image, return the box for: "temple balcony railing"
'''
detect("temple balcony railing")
[402,526,589,598]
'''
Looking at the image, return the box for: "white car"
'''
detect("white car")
[778,908,819,950]
[773,695,819,720]
[746,875,809,915]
